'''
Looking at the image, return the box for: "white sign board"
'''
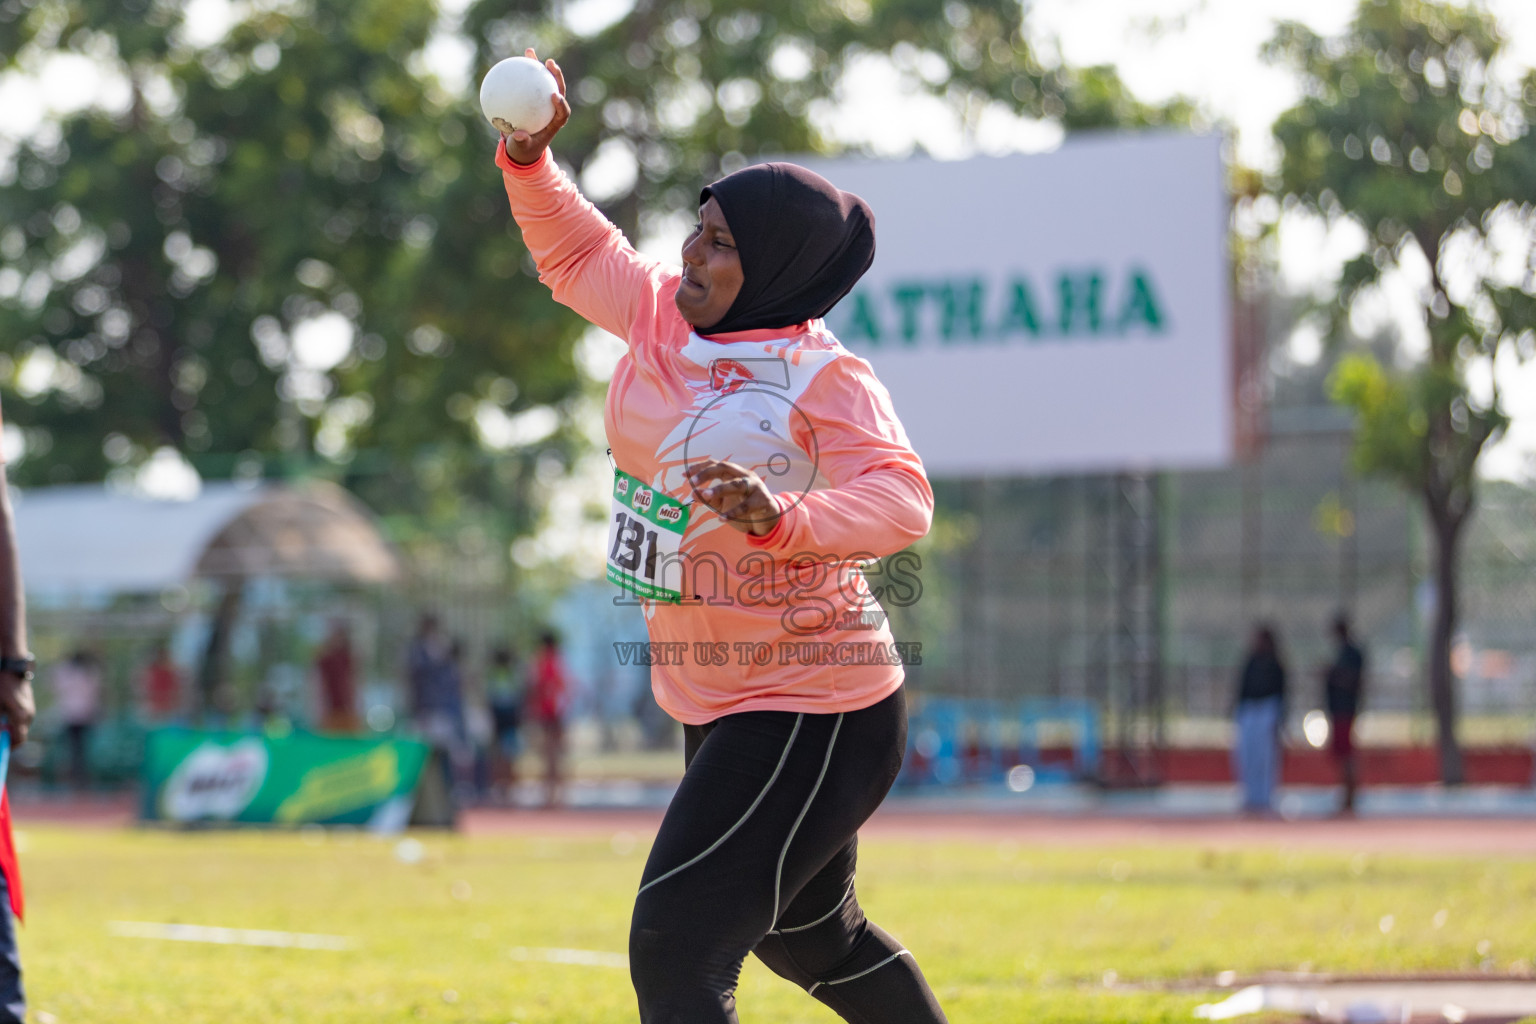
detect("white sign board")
[810,132,1230,477]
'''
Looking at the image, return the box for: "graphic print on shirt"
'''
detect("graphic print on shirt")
[709,356,784,394]
[682,359,821,530]
[613,335,840,614]
[670,336,841,528]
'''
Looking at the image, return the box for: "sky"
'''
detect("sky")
[3,0,1536,481]
[1032,0,1536,170]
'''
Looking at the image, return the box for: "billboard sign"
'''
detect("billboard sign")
[810,132,1230,476]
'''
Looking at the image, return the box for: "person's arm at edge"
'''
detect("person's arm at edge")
[0,448,34,745]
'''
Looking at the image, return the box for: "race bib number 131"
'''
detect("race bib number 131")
[607,469,690,603]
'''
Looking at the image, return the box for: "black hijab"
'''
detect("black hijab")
[697,162,875,335]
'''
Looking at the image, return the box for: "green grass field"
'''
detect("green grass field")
[16,825,1536,1023]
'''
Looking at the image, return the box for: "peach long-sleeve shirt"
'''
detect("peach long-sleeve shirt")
[498,142,933,724]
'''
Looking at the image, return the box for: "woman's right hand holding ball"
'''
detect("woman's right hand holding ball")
[503,49,570,166]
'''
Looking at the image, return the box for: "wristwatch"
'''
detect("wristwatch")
[0,656,35,681]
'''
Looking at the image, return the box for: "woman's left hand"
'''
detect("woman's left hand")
[688,460,780,537]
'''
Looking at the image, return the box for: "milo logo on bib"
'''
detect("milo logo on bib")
[608,469,690,603]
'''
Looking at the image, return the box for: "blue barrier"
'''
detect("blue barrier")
[900,697,1100,788]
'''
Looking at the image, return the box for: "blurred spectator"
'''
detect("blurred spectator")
[249,682,293,738]
[407,615,467,797]
[457,640,494,800]
[407,615,457,727]
[139,642,182,724]
[314,620,359,733]
[1232,624,1287,817]
[485,644,525,803]
[1323,613,1367,816]
[53,649,103,790]
[529,631,570,808]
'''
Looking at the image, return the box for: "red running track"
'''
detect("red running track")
[11,795,1536,854]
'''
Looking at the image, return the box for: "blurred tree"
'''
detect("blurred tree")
[0,0,1193,555]
[1267,0,1536,783]
[0,0,579,715]
[0,0,578,520]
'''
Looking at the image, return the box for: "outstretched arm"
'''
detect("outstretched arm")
[496,50,670,345]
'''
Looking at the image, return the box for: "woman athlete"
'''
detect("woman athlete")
[497,50,948,1024]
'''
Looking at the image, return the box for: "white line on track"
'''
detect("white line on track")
[107,921,353,951]
[508,946,628,969]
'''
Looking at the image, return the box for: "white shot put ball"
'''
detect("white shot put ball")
[479,56,559,135]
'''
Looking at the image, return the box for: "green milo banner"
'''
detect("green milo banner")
[142,728,430,831]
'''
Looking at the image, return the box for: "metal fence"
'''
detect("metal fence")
[901,414,1536,750]
[21,414,1536,775]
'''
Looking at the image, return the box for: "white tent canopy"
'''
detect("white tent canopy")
[12,480,400,595]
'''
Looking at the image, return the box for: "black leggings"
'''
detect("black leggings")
[629,687,948,1024]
